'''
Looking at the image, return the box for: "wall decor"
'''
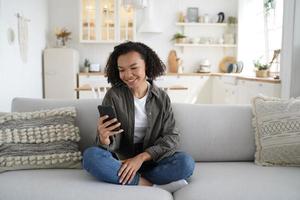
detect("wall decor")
[187,7,198,22]
[7,27,15,45]
[16,13,30,63]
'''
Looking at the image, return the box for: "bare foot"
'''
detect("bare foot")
[138,177,153,186]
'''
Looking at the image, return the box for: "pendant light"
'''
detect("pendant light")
[138,0,162,33]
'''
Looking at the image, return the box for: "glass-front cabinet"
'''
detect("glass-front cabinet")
[99,0,116,41]
[119,5,134,41]
[80,0,135,43]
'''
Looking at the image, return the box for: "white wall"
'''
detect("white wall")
[48,0,237,72]
[0,0,48,111]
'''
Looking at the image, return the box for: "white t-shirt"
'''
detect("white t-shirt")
[133,82,150,144]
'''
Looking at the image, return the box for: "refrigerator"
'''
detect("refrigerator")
[43,48,79,99]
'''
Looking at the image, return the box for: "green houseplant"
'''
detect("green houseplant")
[83,59,91,73]
[253,58,270,77]
[171,33,187,43]
[227,16,237,25]
[264,0,276,14]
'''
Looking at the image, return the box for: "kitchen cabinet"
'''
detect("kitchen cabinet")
[79,0,136,43]
[212,76,281,104]
[212,76,238,104]
[211,76,224,103]
[154,75,211,104]
[237,79,281,104]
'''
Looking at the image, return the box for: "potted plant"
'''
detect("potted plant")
[227,16,237,25]
[83,59,91,73]
[171,33,187,44]
[264,0,276,14]
[253,58,270,77]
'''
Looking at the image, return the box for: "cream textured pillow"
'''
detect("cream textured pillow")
[252,95,300,166]
[0,107,82,172]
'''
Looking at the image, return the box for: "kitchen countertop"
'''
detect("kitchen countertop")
[75,84,188,92]
[78,72,281,84]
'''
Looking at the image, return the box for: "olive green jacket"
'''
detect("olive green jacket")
[95,81,180,162]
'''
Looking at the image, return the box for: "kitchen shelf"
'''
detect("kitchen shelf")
[174,43,237,48]
[176,22,229,27]
[79,40,117,44]
[174,20,238,68]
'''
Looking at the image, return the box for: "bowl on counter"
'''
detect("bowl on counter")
[197,59,211,73]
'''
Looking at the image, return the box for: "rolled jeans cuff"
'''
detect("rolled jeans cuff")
[129,173,140,185]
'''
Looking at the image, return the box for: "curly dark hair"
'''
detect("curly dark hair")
[105,41,166,86]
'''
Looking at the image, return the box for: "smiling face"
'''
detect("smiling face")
[117,51,147,93]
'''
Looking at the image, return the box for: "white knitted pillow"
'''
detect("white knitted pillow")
[0,107,82,172]
[252,95,300,166]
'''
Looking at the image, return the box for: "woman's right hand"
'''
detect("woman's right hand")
[97,115,123,145]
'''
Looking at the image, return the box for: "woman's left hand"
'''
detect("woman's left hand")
[118,155,144,185]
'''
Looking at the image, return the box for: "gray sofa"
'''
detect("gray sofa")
[0,98,299,200]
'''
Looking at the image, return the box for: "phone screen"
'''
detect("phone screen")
[97,105,119,130]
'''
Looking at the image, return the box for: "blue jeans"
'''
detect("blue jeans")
[83,146,195,185]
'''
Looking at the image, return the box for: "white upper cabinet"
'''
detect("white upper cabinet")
[79,0,136,43]
[119,4,135,41]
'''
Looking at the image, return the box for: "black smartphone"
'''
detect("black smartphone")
[97,105,120,130]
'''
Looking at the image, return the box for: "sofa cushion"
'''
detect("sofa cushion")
[0,107,82,172]
[252,96,300,166]
[11,98,101,152]
[0,169,173,200]
[172,103,255,162]
[174,162,300,200]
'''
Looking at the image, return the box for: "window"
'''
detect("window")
[238,0,283,76]
[264,0,283,76]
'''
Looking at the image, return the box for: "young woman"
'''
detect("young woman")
[83,41,195,192]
